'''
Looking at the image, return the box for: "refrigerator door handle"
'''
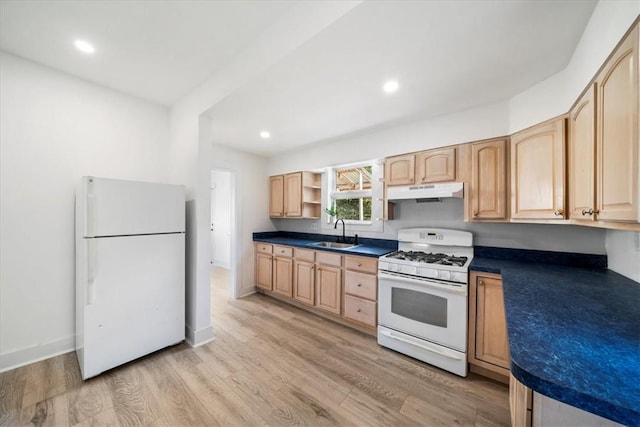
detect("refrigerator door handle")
[86,178,96,237]
[87,240,97,305]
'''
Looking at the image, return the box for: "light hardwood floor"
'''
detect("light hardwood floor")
[0,268,510,426]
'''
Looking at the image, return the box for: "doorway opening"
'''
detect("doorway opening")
[210,169,235,315]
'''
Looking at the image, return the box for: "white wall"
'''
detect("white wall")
[209,143,275,297]
[268,101,510,175]
[275,199,607,255]
[509,1,640,133]
[270,3,639,260]
[606,230,640,282]
[0,53,171,371]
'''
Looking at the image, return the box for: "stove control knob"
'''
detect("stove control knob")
[438,270,451,281]
[379,262,389,270]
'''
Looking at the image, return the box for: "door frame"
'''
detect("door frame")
[209,167,239,299]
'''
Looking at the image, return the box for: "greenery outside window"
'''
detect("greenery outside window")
[329,165,373,223]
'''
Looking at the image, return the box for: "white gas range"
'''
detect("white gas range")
[377,228,473,377]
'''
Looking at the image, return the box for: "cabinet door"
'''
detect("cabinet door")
[569,84,597,222]
[316,264,342,315]
[269,175,284,218]
[284,172,303,217]
[511,118,565,220]
[596,25,639,223]
[385,154,415,186]
[255,253,272,290]
[510,374,533,427]
[471,139,508,220]
[272,256,293,297]
[416,147,456,184]
[293,260,314,306]
[474,274,510,370]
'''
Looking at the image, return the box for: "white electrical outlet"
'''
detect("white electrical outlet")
[311,222,318,231]
[634,232,640,252]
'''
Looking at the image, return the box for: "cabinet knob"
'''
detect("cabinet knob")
[356,309,362,313]
[473,211,479,217]
[554,210,563,216]
[357,263,362,267]
[357,283,362,287]
[581,208,597,216]
[478,280,484,286]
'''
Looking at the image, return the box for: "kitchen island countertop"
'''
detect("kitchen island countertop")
[470,253,640,426]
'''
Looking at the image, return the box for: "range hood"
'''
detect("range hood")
[386,182,464,202]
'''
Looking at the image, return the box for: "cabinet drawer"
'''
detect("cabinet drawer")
[316,251,342,267]
[344,271,377,301]
[345,256,377,274]
[294,248,315,262]
[256,243,273,254]
[344,295,376,327]
[273,245,293,257]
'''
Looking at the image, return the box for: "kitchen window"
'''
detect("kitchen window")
[323,160,384,233]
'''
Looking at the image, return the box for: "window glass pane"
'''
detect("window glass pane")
[335,197,372,220]
[335,166,372,192]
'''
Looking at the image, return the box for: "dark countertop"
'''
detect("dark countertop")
[470,252,640,426]
[253,231,397,258]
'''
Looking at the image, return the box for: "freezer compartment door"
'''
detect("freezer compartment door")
[80,176,185,237]
[80,233,185,379]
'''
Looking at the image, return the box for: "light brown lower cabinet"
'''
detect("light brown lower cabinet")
[510,374,532,427]
[255,244,379,332]
[343,255,378,327]
[255,243,273,291]
[272,245,293,297]
[510,374,622,427]
[468,271,510,382]
[293,248,315,306]
[315,251,342,315]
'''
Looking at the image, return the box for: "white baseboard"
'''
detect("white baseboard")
[237,286,257,299]
[0,335,75,373]
[185,324,215,348]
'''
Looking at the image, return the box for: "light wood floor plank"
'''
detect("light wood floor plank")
[0,267,510,426]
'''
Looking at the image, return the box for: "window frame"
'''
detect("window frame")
[321,160,384,233]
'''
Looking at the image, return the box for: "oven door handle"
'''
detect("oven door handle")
[378,271,467,296]
[379,329,464,361]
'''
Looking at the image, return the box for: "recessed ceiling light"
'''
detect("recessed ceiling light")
[260,131,271,139]
[383,80,399,94]
[74,40,95,54]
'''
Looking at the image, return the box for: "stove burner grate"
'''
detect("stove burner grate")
[385,250,468,267]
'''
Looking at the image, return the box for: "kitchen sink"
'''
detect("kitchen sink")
[312,241,358,249]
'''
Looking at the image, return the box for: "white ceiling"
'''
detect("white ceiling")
[0,0,295,105]
[0,0,598,157]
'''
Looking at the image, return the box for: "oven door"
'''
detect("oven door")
[378,271,467,352]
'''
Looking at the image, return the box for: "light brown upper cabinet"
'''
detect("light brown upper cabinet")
[470,138,508,220]
[569,25,639,226]
[416,147,456,184]
[269,172,321,219]
[510,117,566,220]
[384,154,415,186]
[569,83,596,222]
[283,172,303,217]
[596,24,638,223]
[269,175,284,217]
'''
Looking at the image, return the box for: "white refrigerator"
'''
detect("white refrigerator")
[75,176,185,380]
